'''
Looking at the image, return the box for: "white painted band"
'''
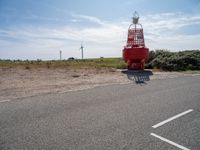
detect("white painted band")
[152,109,193,128]
[0,99,11,103]
[151,133,190,150]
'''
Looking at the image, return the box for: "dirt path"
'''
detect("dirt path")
[0,68,199,101]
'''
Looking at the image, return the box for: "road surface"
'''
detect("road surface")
[0,75,200,150]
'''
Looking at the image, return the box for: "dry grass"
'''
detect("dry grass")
[0,58,127,70]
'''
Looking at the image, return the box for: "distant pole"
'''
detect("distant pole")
[81,47,83,59]
[80,43,84,59]
[59,50,62,60]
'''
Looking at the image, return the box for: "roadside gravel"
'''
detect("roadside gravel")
[0,68,199,101]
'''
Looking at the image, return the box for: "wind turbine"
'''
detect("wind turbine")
[80,42,84,59]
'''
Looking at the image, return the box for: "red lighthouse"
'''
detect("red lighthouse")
[123,12,149,70]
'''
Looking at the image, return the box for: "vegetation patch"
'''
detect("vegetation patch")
[0,58,127,69]
[145,50,200,71]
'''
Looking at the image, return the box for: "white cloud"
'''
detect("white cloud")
[142,12,200,33]
[0,12,200,59]
[70,13,106,26]
[139,12,200,50]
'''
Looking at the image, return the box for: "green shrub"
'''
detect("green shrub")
[146,50,200,71]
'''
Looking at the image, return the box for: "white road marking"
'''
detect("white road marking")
[0,99,11,103]
[152,109,193,128]
[150,133,190,150]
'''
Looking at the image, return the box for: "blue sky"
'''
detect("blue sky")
[0,0,200,60]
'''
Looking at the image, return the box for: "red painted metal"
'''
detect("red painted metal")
[123,12,149,70]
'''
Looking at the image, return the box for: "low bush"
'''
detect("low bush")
[145,50,200,71]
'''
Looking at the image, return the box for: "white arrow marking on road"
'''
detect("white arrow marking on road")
[151,133,190,150]
[152,109,193,128]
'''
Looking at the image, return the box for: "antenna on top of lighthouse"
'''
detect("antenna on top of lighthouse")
[132,11,139,24]
[80,42,84,59]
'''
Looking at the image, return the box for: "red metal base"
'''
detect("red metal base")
[123,47,149,70]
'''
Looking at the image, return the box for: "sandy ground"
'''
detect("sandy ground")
[0,67,199,101]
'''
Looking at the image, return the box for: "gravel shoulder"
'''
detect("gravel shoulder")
[0,68,199,101]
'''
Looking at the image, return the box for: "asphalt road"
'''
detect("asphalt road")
[0,75,200,150]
